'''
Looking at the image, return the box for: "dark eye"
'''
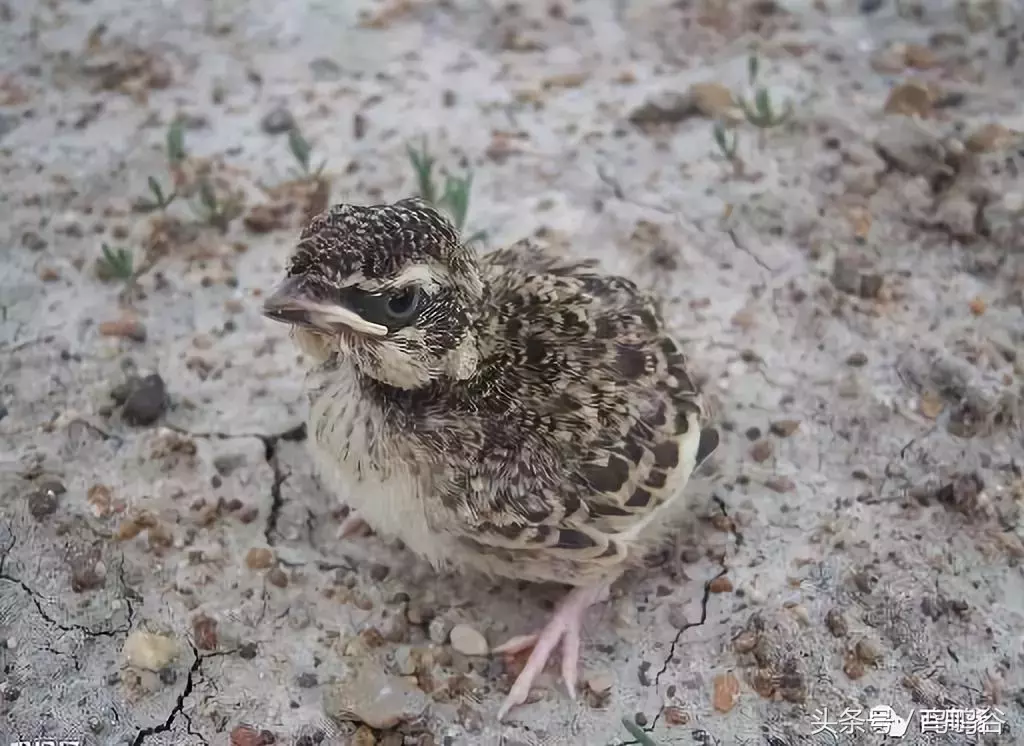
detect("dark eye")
[336,285,424,333]
[385,287,420,320]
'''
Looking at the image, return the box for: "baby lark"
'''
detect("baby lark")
[262,198,718,720]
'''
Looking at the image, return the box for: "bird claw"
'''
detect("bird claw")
[337,512,370,538]
[492,634,538,656]
[494,584,608,721]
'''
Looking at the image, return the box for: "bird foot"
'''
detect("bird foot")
[337,512,371,538]
[493,583,610,721]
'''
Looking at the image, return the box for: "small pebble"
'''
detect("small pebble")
[854,637,883,664]
[309,57,342,81]
[296,672,318,688]
[214,453,246,476]
[428,616,452,645]
[121,374,168,426]
[392,646,417,676]
[238,642,258,659]
[845,351,868,367]
[266,567,288,588]
[709,575,734,593]
[712,672,740,713]
[749,439,773,463]
[69,549,106,592]
[769,420,800,437]
[844,652,866,679]
[245,548,274,569]
[449,624,489,656]
[99,318,147,342]
[21,230,46,251]
[765,476,795,493]
[732,630,758,654]
[585,670,614,695]
[192,613,218,650]
[825,608,849,637]
[261,105,295,134]
[230,725,274,746]
[27,482,62,520]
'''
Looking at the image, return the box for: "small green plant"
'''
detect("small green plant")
[407,139,439,206]
[190,177,242,232]
[135,175,177,212]
[288,127,326,179]
[97,243,135,282]
[711,120,746,177]
[440,172,474,236]
[405,138,486,242]
[166,118,187,167]
[619,717,661,746]
[712,121,739,160]
[738,53,793,135]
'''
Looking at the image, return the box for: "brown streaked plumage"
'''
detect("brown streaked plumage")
[262,197,718,720]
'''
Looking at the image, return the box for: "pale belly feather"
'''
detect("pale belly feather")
[304,363,450,567]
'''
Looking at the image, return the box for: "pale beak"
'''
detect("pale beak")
[262,277,389,337]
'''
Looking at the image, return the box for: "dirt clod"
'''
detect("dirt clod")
[120,373,168,426]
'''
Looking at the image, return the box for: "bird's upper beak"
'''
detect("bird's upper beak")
[261,276,389,337]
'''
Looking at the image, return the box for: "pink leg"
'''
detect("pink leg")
[493,583,610,721]
[337,512,371,538]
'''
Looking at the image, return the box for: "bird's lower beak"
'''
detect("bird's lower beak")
[261,277,389,337]
[261,278,318,327]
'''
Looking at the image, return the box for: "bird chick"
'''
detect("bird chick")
[262,197,719,720]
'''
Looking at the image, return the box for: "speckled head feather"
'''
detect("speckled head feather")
[288,197,482,301]
[266,197,484,389]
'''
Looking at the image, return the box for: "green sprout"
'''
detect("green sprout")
[166,118,187,166]
[747,52,760,87]
[620,717,661,746]
[406,138,439,205]
[739,87,793,129]
[288,127,326,179]
[405,138,485,242]
[712,121,739,160]
[441,173,473,235]
[737,54,793,132]
[97,243,135,282]
[134,175,177,212]
[190,177,242,232]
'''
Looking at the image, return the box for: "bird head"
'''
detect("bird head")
[262,198,484,389]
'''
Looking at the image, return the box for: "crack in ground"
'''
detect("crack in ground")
[131,647,236,746]
[164,422,307,545]
[259,423,306,545]
[0,573,132,638]
[182,710,209,746]
[131,642,201,746]
[622,496,740,745]
[44,643,82,671]
[618,572,724,746]
[261,434,287,546]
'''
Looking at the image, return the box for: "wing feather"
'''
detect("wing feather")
[438,241,714,581]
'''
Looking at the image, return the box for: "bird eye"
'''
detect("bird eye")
[385,287,420,320]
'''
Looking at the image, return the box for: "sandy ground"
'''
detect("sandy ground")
[2,0,1024,744]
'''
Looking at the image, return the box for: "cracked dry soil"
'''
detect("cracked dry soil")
[2,1,1024,745]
